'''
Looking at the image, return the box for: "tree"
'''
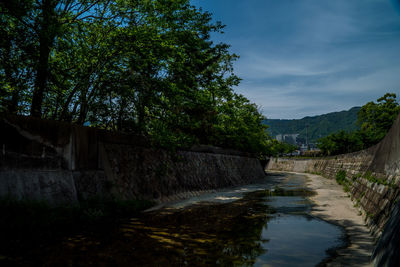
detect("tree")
[317,93,400,156]
[0,0,36,114]
[212,93,269,154]
[357,93,400,145]
[317,130,362,156]
[0,0,273,155]
[0,0,115,117]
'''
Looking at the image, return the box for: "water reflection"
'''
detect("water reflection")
[43,195,271,266]
[34,174,345,266]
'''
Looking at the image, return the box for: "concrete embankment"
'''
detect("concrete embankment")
[267,114,400,266]
[0,115,265,205]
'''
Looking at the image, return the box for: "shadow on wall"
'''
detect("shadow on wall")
[267,113,400,266]
[373,199,400,267]
[0,114,266,205]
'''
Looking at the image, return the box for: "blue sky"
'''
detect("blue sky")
[191,0,400,119]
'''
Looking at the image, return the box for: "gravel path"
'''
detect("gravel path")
[304,172,375,267]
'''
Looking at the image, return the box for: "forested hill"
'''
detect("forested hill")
[264,107,361,143]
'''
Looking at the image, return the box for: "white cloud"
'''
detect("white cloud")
[237,55,338,79]
[193,0,400,118]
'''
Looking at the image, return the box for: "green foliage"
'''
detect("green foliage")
[366,211,375,219]
[336,170,352,192]
[211,94,271,154]
[0,0,271,155]
[317,130,363,156]
[362,171,394,187]
[343,184,350,193]
[318,93,400,156]
[264,107,360,143]
[357,93,400,145]
[352,173,362,182]
[264,139,297,157]
[336,170,347,185]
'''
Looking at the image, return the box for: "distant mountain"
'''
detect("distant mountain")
[264,107,361,144]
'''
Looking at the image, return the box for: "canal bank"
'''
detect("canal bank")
[303,172,375,266]
[1,172,349,266]
[0,115,266,205]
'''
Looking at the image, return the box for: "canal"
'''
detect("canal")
[31,172,346,266]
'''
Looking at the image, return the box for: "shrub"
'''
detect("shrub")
[336,170,347,185]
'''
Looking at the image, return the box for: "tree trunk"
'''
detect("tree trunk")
[117,97,126,131]
[30,0,56,117]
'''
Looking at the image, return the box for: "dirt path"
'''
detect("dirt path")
[302,172,375,266]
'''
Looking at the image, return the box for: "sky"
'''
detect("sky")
[191,0,400,119]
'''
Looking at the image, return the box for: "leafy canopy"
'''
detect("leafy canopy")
[317,93,400,156]
[0,0,271,155]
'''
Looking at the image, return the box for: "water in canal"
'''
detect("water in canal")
[39,173,346,266]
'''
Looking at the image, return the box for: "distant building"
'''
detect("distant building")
[275,134,299,145]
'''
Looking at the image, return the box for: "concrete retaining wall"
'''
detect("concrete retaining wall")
[100,144,264,202]
[0,115,265,205]
[267,114,400,237]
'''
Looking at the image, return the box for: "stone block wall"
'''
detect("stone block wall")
[0,115,266,204]
[267,114,400,236]
[267,155,397,235]
[100,144,265,202]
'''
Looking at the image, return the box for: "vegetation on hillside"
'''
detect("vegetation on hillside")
[0,0,273,155]
[264,107,360,144]
[264,140,298,157]
[318,93,400,156]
